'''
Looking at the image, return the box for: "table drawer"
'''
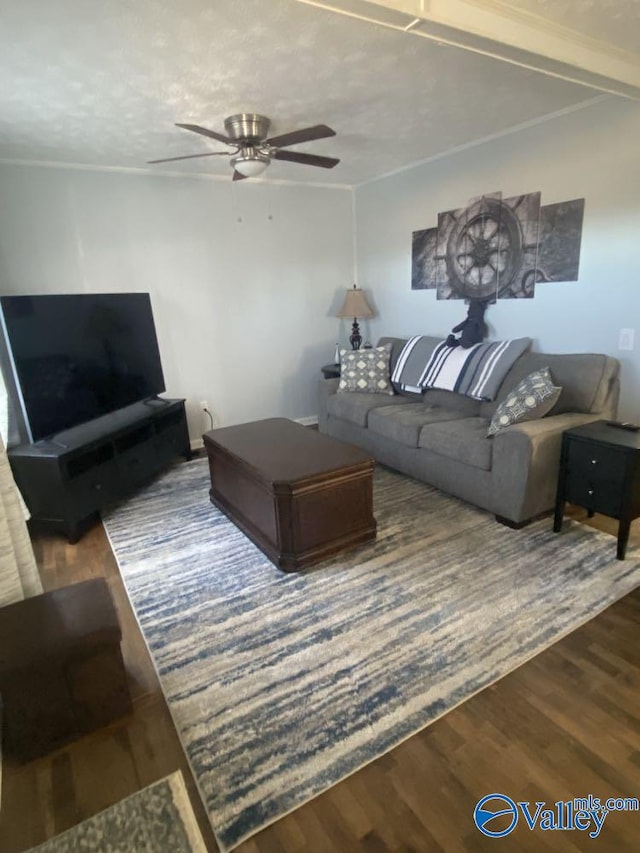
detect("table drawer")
[565,475,623,517]
[566,440,628,482]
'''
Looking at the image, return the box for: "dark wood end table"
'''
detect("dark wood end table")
[321,363,341,379]
[553,420,640,559]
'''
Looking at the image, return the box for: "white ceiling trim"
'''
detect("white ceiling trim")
[296,0,640,98]
[354,93,609,187]
[0,158,353,191]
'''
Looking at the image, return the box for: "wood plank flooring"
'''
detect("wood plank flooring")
[0,504,639,852]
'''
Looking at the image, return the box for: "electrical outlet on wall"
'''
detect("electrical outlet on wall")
[199,400,220,431]
[199,400,213,431]
[619,328,635,351]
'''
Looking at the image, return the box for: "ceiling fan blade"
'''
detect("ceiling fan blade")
[147,151,229,164]
[273,150,340,169]
[232,170,249,181]
[175,123,233,144]
[266,124,336,148]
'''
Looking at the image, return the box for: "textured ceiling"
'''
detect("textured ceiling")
[0,0,634,186]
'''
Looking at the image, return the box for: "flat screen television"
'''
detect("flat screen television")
[0,293,166,443]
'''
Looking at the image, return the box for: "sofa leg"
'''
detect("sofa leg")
[495,514,529,529]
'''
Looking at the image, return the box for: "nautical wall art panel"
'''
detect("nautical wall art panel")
[537,198,585,283]
[411,226,438,290]
[411,191,585,299]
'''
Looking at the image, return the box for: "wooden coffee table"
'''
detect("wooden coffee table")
[203,418,376,571]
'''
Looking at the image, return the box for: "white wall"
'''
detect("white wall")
[3,96,638,439]
[355,97,640,422]
[0,164,353,439]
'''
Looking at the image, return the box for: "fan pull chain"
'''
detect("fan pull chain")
[265,180,273,221]
[231,180,243,224]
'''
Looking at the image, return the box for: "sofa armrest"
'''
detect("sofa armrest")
[491,412,600,522]
[318,378,339,432]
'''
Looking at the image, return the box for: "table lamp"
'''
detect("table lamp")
[336,285,374,350]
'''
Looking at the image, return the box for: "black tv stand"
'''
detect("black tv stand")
[8,398,191,543]
[143,396,172,408]
[46,437,71,450]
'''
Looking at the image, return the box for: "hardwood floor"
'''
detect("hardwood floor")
[1,506,639,852]
[0,518,219,853]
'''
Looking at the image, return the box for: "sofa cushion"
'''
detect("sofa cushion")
[338,343,394,395]
[379,336,440,389]
[422,388,481,416]
[487,367,562,436]
[390,336,440,392]
[368,403,466,447]
[379,335,440,398]
[421,338,531,400]
[482,351,619,416]
[418,417,493,471]
[327,391,415,428]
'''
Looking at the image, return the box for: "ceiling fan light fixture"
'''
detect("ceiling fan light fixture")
[231,148,270,177]
[150,115,338,177]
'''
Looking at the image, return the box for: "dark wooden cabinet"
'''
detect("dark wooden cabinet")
[0,579,131,761]
[553,420,640,559]
[8,398,191,542]
[203,418,376,571]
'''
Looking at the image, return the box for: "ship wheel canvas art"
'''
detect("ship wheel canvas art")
[412,191,585,299]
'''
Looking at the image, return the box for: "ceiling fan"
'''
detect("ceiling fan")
[148,113,340,180]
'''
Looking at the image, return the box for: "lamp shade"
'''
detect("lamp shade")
[336,285,374,319]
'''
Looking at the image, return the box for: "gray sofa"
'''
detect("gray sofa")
[318,336,620,526]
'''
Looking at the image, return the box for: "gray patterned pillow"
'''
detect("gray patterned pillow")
[338,343,394,395]
[488,367,561,436]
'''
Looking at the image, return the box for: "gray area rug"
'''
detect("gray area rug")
[104,459,640,851]
[29,771,205,852]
